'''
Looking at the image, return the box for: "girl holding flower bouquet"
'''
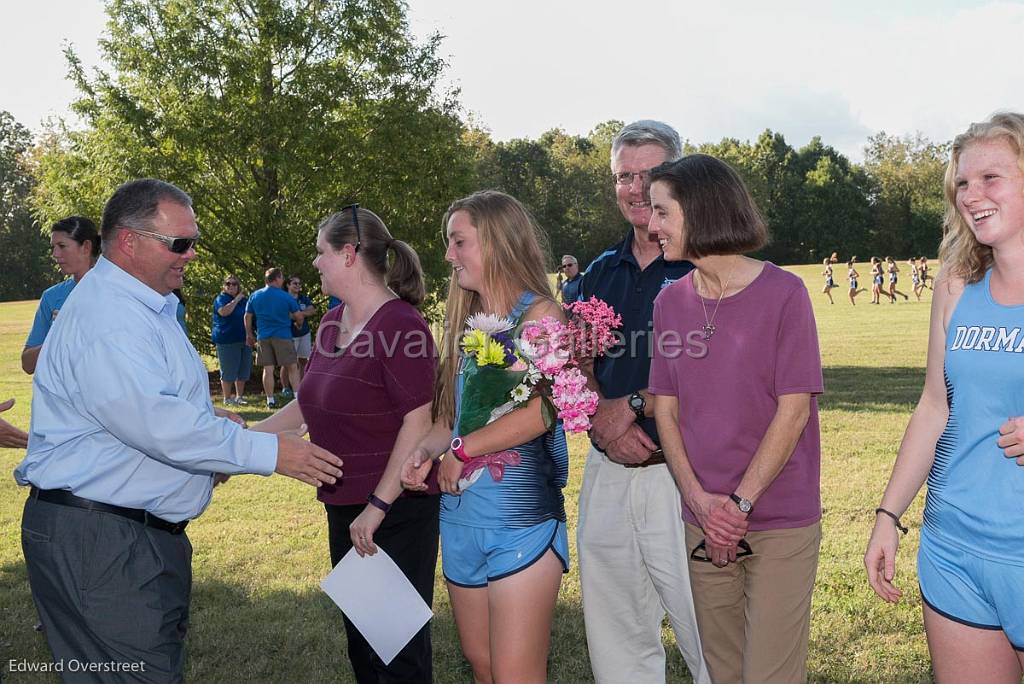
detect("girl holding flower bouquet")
[401,190,570,684]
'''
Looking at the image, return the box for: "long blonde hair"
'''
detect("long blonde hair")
[939,112,1024,284]
[432,190,554,426]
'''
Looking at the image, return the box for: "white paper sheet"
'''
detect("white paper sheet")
[320,547,433,665]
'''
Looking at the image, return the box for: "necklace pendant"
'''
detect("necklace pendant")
[702,323,716,340]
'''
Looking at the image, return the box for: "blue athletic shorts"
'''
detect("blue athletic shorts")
[918,527,1024,650]
[440,518,569,588]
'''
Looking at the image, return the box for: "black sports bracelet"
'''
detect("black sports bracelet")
[875,507,908,535]
[367,493,393,514]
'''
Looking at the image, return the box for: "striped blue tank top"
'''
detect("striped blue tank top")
[441,292,569,529]
[924,269,1024,565]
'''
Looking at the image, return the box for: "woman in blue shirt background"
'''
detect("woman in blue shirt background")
[22,216,100,374]
[211,274,252,405]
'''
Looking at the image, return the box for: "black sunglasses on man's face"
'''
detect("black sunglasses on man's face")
[126,227,199,254]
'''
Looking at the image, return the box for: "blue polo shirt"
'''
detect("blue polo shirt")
[211,292,247,344]
[25,279,77,348]
[292,294,313,337]
[328,296,343,310]
[561,274,582,304]
[245,285,300,340]
[579,230,694,447]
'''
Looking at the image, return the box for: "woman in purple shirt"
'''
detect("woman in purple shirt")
[646,155,824,684]
[254,205,438,683]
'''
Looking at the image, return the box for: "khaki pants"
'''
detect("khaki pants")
[685,521,821,684]
[578,447,710,684]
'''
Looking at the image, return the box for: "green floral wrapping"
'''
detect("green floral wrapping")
[457,356,527,436]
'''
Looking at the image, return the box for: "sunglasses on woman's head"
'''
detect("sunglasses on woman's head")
[341,203,361,253]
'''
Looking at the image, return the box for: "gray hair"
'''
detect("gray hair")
[560,254,578,265]
[610,120,682,169]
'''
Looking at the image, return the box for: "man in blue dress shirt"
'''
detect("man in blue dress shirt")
[15,179,343,681]
[245,267,303,408]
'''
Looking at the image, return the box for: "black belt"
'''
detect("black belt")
[30,487,189,535]
[622,450,667,469]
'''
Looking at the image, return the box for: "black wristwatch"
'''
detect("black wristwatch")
[627,392,646,422]
[729,493,753,514]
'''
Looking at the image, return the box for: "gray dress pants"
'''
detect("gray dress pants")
[21,496,192,683]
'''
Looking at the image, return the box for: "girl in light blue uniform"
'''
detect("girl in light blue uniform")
[866,112,1024,680]
[401,190,568,683]
[22,216,100,374]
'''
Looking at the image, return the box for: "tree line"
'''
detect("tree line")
[0,0,949,350]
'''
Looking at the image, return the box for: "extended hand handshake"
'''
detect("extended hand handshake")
[275,424,344,487]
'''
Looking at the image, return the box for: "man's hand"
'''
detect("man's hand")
[275,425,343,487]
[245,334,256,348]
[603,424,658,465]
[589,397,636,450]
[213,406,247,428]
[0,398,29,449]
[400,446,435,491]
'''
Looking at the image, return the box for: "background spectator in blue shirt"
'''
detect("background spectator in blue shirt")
[281,274,316,397]
[245,267,303,408]
[15,178,343,682]
[559,254,582,302]
[21,216,100,374]
[212,274,252,405]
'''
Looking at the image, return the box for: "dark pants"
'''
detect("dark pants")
[21,496,192,683]
[325,494,440,684]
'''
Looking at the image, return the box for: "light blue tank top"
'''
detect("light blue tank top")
[441,292,569,529]
[924,269,1024,565]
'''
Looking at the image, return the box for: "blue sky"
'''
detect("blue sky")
[3,0,1023,161]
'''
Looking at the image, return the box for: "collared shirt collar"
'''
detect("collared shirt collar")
[613,228,665,270]
[92,256,178,316]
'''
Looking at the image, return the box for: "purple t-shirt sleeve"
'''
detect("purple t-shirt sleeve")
[380,311,437,417]
[648,294,676,397]
[774,285,824,396]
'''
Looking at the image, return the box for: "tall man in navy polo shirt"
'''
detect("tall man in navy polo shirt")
[576,121,709,684]
[245,267,303,409]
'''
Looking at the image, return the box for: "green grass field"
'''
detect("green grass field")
[0,264,935,682]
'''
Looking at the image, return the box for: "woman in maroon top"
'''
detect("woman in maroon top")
[255,205,438,683]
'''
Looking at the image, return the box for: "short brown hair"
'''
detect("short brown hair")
[264,267,283,283]
[649,154,768,258]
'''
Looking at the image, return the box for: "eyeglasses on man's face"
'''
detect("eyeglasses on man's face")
[612,169,653,187]
[559,263,576,271]
[126,227,200,254]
